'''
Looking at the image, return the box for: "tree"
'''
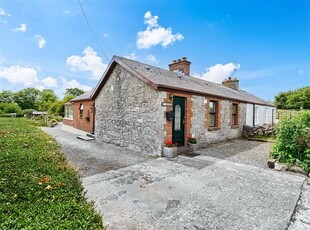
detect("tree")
[275,91,290,109]
[63,95,74,103]
[37,89,58,111]
[14,88,40,110]
[48,101,65,117]
[0,90,14,103]
[275,87,310,110]
[65,88,85,97]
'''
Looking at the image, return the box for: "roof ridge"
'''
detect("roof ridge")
[92,55,275,107]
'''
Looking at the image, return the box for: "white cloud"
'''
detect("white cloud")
[137,11,184,49]
[146,54,158,64]
[124,52,137,60]
[0,65,39,86]
[66,46,107,80]
[0,8,11,17]
[62,78,92,92]
[41,76,57,87]
[13,23,27,32]
[194,63,241,83]
[35,85,45,91]
[33,34,46,48]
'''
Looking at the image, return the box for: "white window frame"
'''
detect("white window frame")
[255,107,259,125]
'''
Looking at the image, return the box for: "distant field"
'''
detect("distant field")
[0,118,103,229]
[276,109,310,120]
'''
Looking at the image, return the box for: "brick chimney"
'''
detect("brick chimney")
[222,77,239,90]
[168,57,191,76]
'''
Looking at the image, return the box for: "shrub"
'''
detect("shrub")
[0,102,22,116]
[188,137,198,144]
[270,111,310,172]
[22,109,36,117]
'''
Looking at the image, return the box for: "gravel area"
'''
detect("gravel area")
[41,124,150,177]
[195,139,273,169]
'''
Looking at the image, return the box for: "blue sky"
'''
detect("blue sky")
[0,0,309,101]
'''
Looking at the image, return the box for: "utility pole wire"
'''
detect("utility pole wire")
[77,0,109,62]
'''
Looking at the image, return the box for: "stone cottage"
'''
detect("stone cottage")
[83,56,275,155]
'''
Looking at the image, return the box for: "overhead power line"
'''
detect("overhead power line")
[77,0,109,62]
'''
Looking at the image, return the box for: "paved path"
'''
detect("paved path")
[288,178,310,230]
[42,124,308,230]
[41,124,150,177]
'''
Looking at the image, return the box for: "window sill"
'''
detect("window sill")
[208,127,220,131]
[231,125,239,129]
[64,118,73,120]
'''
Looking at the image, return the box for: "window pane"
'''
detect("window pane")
[232,115,236,125]
[255,107,258,125]
[232,104,237,114]
[69,107,73,118]
[209,114,215,127]
[209,101,216,113]
[174,104,181,130]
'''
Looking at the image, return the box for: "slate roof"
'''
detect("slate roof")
[91,56,275,107]
[70,89,94,102]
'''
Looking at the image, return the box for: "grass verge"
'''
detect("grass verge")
[0,118,103,229]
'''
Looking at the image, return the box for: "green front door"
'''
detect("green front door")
[172,96,185,146]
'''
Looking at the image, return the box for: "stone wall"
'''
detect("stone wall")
[243,124,275,138]
[95,64,165,156]
[191,96,247,146]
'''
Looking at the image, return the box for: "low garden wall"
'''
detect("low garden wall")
[243,125,275,138]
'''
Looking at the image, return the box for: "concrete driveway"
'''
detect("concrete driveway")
[42,124,307,230]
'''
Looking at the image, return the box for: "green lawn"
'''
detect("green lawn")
[0,118,103,229]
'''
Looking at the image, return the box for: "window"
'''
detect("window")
[232,103,238,125]
[255,107,259,125]
[64,104,73,119]
[209,101,218,127]
[79,103,83,119]
[174,104,181,131]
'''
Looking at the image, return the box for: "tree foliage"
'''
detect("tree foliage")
[275,87,310,109]
[65,88,85,97]
[0,90,14,103]
[0,87,86,117]
[14,88,40,110]
[37,89,58,111]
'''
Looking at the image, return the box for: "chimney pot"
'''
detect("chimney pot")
[222,77,239,90]
[168,57,191,76]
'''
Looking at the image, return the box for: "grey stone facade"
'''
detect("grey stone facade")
[95,64,247,155]
[95,64,165,156]
[191,96,246,146]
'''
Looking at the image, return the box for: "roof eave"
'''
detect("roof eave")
[157,85,275,107]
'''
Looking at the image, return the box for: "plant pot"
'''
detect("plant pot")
[163,146,177,158]
[188,143,198,150]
